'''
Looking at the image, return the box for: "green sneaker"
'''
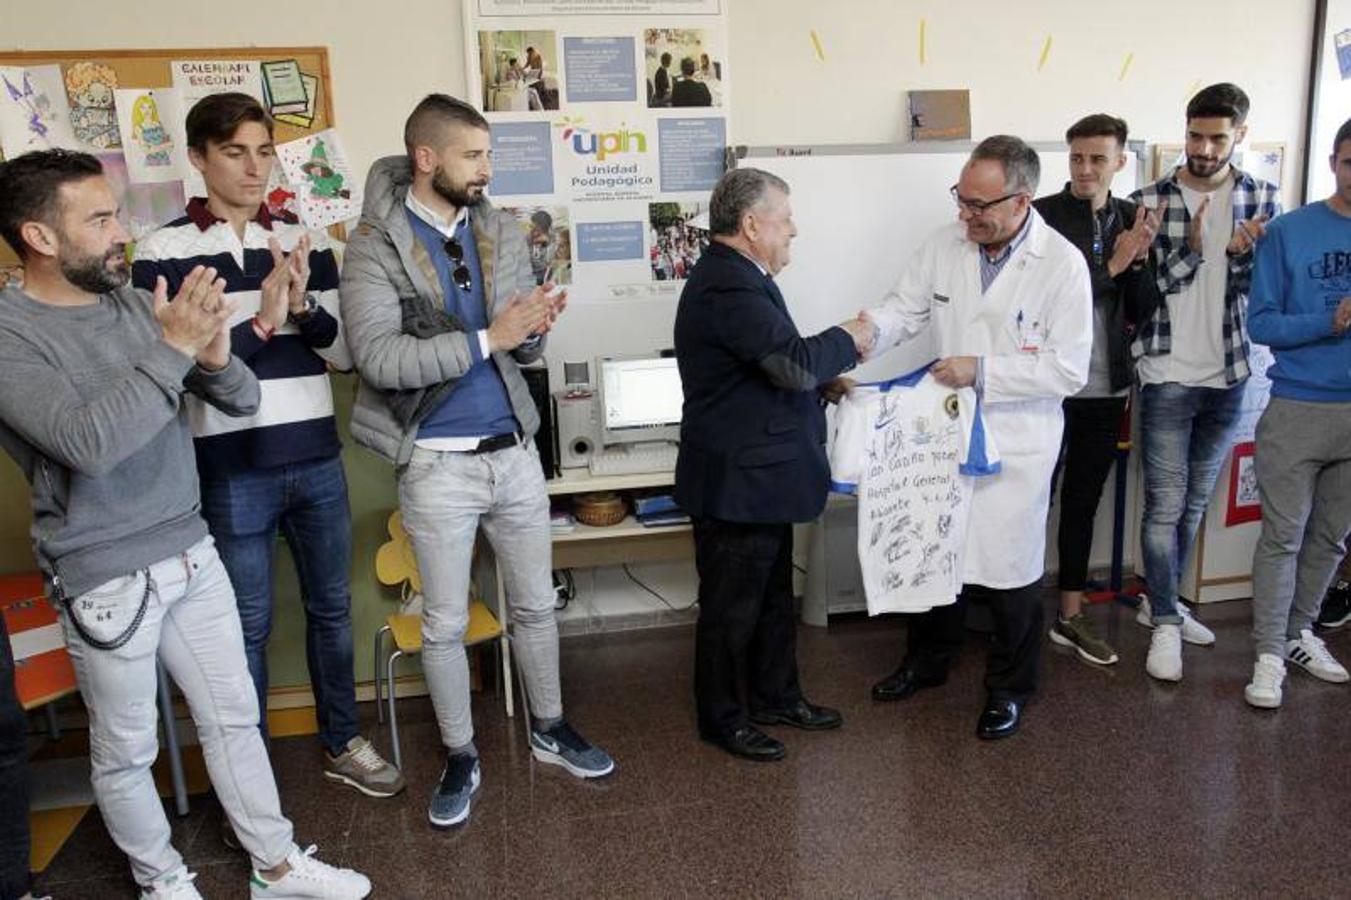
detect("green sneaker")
[1049,613,1119,665]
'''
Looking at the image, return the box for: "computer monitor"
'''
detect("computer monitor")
[596,354,683,446]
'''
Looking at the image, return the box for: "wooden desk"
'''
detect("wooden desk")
[494,467,692,716]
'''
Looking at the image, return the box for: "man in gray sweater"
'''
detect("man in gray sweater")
[0,150,369,900]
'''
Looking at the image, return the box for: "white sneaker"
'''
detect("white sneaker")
[1135,595,1216,646]
[1285,629,1350,683]
[250,845,371,899]
[143,869,203,899]
[1146,623,1184,682]
[1244,654,1286,708]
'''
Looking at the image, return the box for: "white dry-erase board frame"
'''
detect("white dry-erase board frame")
[729,141,1145,382]
[1302,0,1351,203]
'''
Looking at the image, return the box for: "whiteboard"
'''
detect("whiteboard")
[742,142,1142,382]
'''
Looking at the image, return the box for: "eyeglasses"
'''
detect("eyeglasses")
[442,238,473,293]
[949,185,1025,214]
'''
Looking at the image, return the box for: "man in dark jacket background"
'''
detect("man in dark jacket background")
[1034,113,1161,666]
[674,167,872,762]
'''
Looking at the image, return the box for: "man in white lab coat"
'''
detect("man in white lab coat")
[864,135,1093,739]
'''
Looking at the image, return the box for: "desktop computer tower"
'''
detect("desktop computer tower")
[520,364,558,479]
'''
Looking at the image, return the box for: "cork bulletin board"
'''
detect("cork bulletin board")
[0,46,337,271]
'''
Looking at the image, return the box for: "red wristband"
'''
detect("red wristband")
[252,315,275,341]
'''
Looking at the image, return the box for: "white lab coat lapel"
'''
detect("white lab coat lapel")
[981,215,1043,351]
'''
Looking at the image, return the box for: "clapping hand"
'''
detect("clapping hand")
[154,266,236,369]
[1226,214,1269,258]
[1108,202,1164,275]
[1333,297,1351,336]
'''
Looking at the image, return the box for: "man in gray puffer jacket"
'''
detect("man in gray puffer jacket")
[341,94,614,830]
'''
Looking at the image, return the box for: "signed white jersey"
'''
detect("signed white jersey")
[829,364,998,615]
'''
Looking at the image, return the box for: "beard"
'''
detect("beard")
[431,166,487,208]
[1185,147,1234,178]
[61,242,129,294]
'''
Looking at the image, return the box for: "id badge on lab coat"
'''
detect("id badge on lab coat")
[1016,313,1045,353]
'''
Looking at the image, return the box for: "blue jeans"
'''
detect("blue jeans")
[201,455,357,757]
[1139,381,1246,622]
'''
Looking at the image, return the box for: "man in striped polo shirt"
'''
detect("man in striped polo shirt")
[133,93,402,798]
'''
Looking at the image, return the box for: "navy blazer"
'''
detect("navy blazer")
[674,241,858,524]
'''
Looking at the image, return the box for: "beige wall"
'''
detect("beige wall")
[2,0,1317,689]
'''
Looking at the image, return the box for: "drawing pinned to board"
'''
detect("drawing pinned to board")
[265,163,301,222]
[115,88,188,183]
[96,151,186,241]
[64,61,122,150]
[275,74,318,129]
[0,65,80,159]
[276,130,360,229]
[261,59,309,115]
[170,59,265,108]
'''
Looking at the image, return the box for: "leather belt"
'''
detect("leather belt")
[468,431,523,454]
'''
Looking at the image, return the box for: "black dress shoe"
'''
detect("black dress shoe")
[750,699,843,731]
[871,665,946,702]
[702,725,786,762]
[976,698,1021,740]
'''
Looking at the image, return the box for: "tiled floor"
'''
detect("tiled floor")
[36,595,1351,898]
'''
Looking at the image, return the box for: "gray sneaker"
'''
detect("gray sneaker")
[530,720,615,778]
[324,736,406,798]
[1048,613,1119,665]
[429,753,480,828]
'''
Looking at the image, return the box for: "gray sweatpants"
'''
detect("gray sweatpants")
[1251,396,1351,658]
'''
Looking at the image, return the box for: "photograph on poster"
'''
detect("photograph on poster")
[480,31,560,112]
[504,204,573,285]
[644,29,722,108]
[648,200,709,281]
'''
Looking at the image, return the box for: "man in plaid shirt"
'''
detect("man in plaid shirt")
[1127,83,1281,683]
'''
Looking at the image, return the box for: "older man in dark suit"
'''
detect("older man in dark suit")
[674,167,873,762]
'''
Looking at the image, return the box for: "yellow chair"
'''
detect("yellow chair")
[372,511,505,770]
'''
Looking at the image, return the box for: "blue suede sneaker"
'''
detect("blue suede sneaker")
[529,720,615,778]
[428,753,480,828]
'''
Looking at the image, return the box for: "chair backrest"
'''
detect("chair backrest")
[1,573,77,710]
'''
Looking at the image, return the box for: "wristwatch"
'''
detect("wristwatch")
[288,292,319,324]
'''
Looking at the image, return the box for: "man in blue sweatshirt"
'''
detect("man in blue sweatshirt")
[1243,117,1351,709]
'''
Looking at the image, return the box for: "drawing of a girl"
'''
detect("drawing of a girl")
[131,94,172,167]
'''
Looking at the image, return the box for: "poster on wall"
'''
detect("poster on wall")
[465,0,729,304]
[1225,441,1261,527]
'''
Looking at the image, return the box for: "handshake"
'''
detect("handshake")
[839,310,877,358]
